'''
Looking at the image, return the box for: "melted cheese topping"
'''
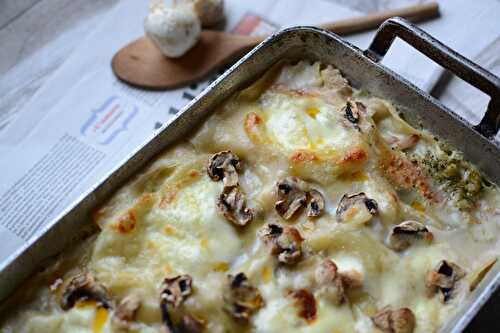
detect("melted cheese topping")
[2,61,500,333]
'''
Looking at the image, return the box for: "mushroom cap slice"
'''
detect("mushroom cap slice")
[207,151,241,188]
[274,177,326,219]
[388,220,433,251]
[260,224,303,265]
[343,100,361,124]
[161,275,193,308]
[60,272,110,310]
[336,192,378,224]
[307,189,325,217]
[275,177,308,220]
[217,186,253,226]
[372,307,416,333]
[159,275,194,333]
[426,260,465,303]
[223,273,263,321]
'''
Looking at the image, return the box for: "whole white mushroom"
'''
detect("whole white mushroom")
[144,2,201,58]
[181,0,225,27]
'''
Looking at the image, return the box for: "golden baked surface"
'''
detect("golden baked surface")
[2,62,500,333]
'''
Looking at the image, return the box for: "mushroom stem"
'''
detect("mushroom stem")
[160,302,178,333]
[260,224,303,265]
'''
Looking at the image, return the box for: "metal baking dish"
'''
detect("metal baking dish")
[1,17,499,332]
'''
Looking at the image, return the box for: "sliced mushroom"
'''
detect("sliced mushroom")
[60,272,110,310]
[275,177,308,219]
[260,224,303,265]
[161,275,193,308]
[207,151,241,188]
[289,289,317,322]
[217,186,253,226]
[425,260,465,303]
[113,295,141,327]
[223,273,263,321]
[178,314,205,333]
[275,177,326,220]
[388,220,433,251]
[336,192,378,224]
[343,99,361,124]
[160,275,193,333]
[307,189,325,217]
[314,259,345,305]
[372,307,416,333]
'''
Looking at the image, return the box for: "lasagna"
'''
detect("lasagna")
[2,61,500,333]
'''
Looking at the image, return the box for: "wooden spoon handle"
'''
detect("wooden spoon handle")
[319,2,439,35]
[112,2,440,90]
[250,3,439,47]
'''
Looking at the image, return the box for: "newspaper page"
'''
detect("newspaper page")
[0,0,499,263]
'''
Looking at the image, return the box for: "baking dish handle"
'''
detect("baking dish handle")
[364,17,500,139]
